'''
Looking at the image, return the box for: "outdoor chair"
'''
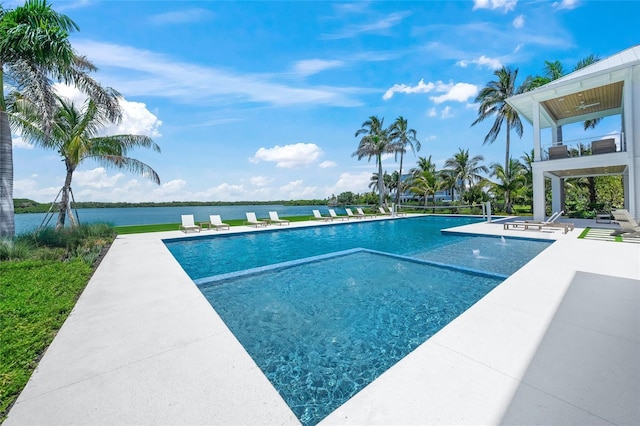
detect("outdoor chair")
[345,208,365,219]
[311,209,332,221]
[202,214,230,231]
[268,211,290,226]
[244,212,268,227]
[180,214,201,233]
[328,209,348,221]
[356,207,376,218]
[610,209,640,236]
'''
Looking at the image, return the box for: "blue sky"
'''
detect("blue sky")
[10,0,640,203]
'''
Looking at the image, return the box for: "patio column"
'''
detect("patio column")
[533,169,545,221]
[551,176,563,216]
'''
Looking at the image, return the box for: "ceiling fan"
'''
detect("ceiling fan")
[575,100,600,110]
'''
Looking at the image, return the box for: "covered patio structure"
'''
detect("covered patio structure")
[507,45,640,221]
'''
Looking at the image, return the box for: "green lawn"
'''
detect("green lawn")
[0,259,93,418]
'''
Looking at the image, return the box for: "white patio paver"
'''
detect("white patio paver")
[5,216,639,425]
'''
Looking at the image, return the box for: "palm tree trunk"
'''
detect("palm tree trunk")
[56,165,75,229]
[395,152,404,206]
[377,155,384,206]
[505,126,511,174]
[0,108,15,238]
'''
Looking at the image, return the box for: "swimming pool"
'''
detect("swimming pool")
[165,216,552,425]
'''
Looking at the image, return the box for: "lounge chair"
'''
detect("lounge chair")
[311,209,332,221]
[202,214,230,231]
[244,212,268,227]
[387,206,407,216]
[328,209,348,221]
[356,207,376,218]
[180,214,201,233]
[610,209,640,236]
[378,207,391,216]
[268,211,290,226]
[345,208,364,219]
[503,211,574,234]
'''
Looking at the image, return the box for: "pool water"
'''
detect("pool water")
[200,250,504,425]
[164,216,552,425]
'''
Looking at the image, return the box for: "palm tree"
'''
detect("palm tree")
[0,0,120,237]
[520,149,535,210]
[408,170,440,211]
[388,116,420,207]
[472,66,527,173]
[13,96,160,228]
[490,158,526,214]
[354,116,392,206]
[527,55,601,135]
[443,148,488,200]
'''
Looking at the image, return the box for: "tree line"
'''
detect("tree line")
[351,54,620,216]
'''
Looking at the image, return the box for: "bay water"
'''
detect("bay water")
[14,204,334,235]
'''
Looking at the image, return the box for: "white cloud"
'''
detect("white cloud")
[321,12,411,40]
[250,176,273,187]
[149,8,214,25]
[74,168,123,188]
[441,106,453,119]
[456,55,502,70]
[155,179,187,194]
[385,80,477,104]
[293,59,344,77]
[429,82,479,104]
[12,135,33,150]
[383,79,435,100]
[332,172,371,194]
[250,143,323,168]
[553,0,578,10]
[53,84,162,138]
[204,183,248,200]
[73,41,361,108]
[472,0,517,12]
[279,180,319,199]
[513,14,525,28]
[427,108,437,117]
[319,161,337,168]
[102,98,163,138]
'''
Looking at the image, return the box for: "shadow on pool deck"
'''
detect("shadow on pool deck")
[500,271,640,424]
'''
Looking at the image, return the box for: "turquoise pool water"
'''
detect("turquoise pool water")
[164,216,552,425]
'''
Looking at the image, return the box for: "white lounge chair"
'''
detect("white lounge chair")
[356,207,376,218]
[345,208,364,219]
[378,207,391,216]
[179,214,201,233]
[503,211,574,234]
[328,209,348,221]
[202,214,230,231]
[244,212,268,227]
[610,209,640,236]
[387,206,406,216]
[268,211,290,226]
[311,209,332,221]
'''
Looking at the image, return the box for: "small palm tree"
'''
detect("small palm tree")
[388,116,420,206]
[13,95,160,228]
[443,148,488,201]
[472,66,527,173]
[490,158,526,214]
[354,116,392,206]
[408,170,440,211]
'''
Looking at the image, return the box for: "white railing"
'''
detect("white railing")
[541,132,625,161]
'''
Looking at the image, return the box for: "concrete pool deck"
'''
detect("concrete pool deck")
[5,215,639,425]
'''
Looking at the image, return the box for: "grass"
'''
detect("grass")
[0,223,115,420]
[114,215,314,234]
[0,259,93,418]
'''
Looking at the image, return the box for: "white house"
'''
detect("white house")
[506,45,639,221]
